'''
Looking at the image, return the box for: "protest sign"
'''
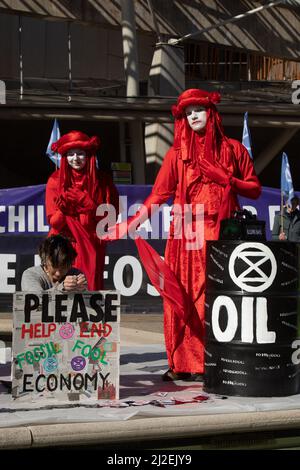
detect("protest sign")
[12,291,120,401]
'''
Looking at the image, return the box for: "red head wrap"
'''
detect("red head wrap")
[171,88,226,164]
[51,130,100,156]
[171,88,221,118]
[52,130,100,201]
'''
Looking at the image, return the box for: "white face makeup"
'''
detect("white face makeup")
[66,148,87,170]
[185,105,207,132]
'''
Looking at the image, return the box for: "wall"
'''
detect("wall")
[0,12,154,81]
[0,1,299,60]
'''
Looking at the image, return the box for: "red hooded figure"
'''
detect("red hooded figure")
[45,130,119,290]
[115,89,261,380]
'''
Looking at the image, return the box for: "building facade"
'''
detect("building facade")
[0,0,299,188]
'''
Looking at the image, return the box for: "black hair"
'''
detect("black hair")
[39,235,77,268]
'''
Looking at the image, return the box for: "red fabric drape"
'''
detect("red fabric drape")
[135,237,188,321]
[135,236,203,370]
[46,169,119,291]
[65,216,97,290]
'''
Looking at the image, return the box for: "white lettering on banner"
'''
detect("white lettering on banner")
[8,206,25,232]
[37,205,49,231]
[28,205,35,232]
[0,194,294,237]
[291,339,300,365]
[269,205,280,231]
[242,205,257,216]
[212,296,238,342]
[0,205,49,233]
[113,256,143,296]
[212,295,276,344]
[146,283,160,296]
[106,255,160,296]
[0,253,163,297]
[146,254,165,296]
[0,254,16,292]
[0,206,5,233]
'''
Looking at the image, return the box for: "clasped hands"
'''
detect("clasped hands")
[62,273,88,291]
[56,187,96,214]
[198,159,230,186]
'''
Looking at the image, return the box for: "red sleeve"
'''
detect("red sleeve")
[144,147,178,208]
[45,171,66,231]
[230,140,261,199]
[104,148,177,232]
[45,172,59,221]
[127,147,178,230]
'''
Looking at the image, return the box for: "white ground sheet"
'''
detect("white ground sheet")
[1,344,300,427]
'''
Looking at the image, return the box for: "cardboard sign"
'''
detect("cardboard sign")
[12,291,120,401]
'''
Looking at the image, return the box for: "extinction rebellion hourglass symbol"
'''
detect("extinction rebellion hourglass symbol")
[211,242,278,344]
[228,242,277,293]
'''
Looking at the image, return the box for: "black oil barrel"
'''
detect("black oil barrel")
[204,241,300,397]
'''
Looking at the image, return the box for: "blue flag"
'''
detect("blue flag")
[242,112,253,159]
[46,119,61,168]
[281,152,294,205]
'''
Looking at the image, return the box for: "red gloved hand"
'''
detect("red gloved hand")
[65,188,96,214]
[199,160,230,186]
[55,192,77,216]
[55,193,67,211]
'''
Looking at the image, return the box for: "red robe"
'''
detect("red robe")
[46,169,119,290]
[139,137,261,373]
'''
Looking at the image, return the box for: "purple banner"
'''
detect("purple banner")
[0,184,283,239]
[0,183,286,306]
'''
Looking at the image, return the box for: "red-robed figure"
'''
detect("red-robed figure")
[105,89,261,380]
[46,130,119,291]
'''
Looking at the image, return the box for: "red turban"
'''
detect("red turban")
[171,88,226,164]
[51,131,100,201]
[51,130,100,156]
[171,88,221,117]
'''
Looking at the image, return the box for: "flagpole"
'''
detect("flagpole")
[280,191,284,238]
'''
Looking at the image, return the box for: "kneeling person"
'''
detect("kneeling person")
[21,235,88,292]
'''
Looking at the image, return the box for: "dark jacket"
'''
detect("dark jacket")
[272,208,300,242]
